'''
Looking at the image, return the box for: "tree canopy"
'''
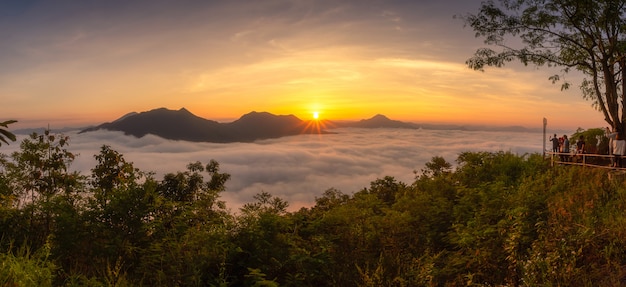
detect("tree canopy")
[462,0,626,133]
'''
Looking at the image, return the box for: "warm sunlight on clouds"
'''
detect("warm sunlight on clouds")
[1,1,606,130]
[176,49,591,128]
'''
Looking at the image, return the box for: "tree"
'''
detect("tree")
[231,192,291,283]
[417,156,452,179]
[462,0,626,133]
[139,160,232,286]
[0,120,17,147]
[90,145,143,209]
[0,131,82,249]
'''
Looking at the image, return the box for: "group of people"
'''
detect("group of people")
[550,128,626,167]
[550,134,572,162]
[550,133,586,162]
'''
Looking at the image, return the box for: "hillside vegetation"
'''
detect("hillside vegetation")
[1,131,626,286]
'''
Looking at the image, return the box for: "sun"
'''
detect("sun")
[300,109,334,134]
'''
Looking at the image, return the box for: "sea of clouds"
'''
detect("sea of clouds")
[3,128,545,212]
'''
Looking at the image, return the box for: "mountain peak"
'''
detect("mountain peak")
[80,108,330,142]
[370,114,390,120]
[176,107,196,117]
[335,114,418,129]
[240,111,271,118]
[112,112,138,123]
[237,111,300,122]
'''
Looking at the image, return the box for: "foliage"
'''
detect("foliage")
[0,243,55,287]
[0,131,83,252]
[461,0,626,134]
[1,131,626,286]
[572,127,609,154]
[0,120,17,147]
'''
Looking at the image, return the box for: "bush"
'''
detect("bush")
[0,244,55,287]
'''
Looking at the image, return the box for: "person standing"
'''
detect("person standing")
[550,134,559,153]
[576,135,585,162]
[614,133,626,168]
[606,127,618,166]
[561,135,570,162]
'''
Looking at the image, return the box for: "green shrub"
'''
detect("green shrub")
[0,244,55,287]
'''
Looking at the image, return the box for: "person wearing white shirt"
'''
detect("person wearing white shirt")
[606,127,619,166]
[613,133,625,167]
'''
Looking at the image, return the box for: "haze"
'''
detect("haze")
[1,0,606,130]
[3,128,545,211]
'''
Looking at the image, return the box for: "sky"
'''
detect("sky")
[1,0,607,130]
[3,128,545,211]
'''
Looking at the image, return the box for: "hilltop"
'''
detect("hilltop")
[333,114,419,129]
[79,108,335,142]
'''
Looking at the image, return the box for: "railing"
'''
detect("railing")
[546,151,626,170]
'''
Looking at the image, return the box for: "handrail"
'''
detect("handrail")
[546,151,626,170]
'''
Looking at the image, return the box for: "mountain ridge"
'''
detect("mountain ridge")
[334,114,419,129]
[80,108,337,143]
[17,108,542,137]
[77,107,541,142]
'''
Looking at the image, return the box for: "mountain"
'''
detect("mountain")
[80,108,222,141]
[113,111,139,123]
[223,112,311,142]
[80,108,540,143]
[331,115,541,132]
[80,108,333,142]
[335,114,419,129]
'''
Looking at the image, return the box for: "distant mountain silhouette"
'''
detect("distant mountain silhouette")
[335,114,419,129]
[113,111,139,123]
[331,114,540,132]
[223,112,311,142]
[80,108,333,142]
[79,108,540,142]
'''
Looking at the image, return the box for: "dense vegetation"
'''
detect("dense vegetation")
[2,131,626,286]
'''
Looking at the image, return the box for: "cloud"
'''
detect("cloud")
[1,0,606,131]
[2,128,544,212]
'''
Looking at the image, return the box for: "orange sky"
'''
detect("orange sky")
[1,1,607,130]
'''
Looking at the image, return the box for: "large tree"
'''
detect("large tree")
[463,0,626,133]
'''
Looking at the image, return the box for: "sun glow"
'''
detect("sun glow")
[299,109,336,135]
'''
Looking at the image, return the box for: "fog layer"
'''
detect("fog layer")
[4,128,543,211]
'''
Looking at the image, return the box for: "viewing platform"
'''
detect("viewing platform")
[546,151,626,171]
